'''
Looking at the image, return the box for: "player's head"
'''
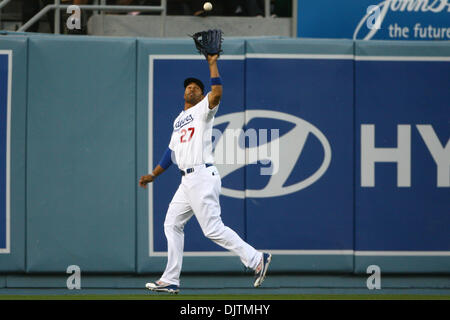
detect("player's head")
[184,77,204,105]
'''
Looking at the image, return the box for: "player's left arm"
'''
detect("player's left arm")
[207,54,222,109]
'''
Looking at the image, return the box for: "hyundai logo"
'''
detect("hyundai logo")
[212,110,332,198]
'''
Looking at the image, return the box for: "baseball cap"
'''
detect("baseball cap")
[184,77,204,94]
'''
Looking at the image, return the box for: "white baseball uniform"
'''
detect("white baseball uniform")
[159,93,262,286]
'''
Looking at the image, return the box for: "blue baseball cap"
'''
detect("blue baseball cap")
[184,77,204,94]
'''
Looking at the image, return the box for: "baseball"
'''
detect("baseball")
[203,2,213,11]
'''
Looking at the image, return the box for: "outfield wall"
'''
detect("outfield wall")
[0,35,449,275]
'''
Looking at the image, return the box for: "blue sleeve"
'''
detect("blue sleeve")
[158,147,173,170]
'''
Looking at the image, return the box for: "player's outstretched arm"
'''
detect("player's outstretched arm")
[139,147,173,188]
[139,165,165,188]
[207,54,222,109]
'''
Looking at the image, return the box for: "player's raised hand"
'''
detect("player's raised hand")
[139,174,155,188]
[207,54,219,65]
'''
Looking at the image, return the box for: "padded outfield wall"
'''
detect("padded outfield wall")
[0,35,449,276]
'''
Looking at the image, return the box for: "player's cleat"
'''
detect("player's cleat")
[145,281,180,294]
[254,252,272,288]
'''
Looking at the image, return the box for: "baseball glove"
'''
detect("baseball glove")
[190,29,224,58]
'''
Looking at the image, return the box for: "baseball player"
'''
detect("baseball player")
[139,54,271,294]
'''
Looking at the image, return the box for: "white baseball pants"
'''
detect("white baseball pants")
[159,164,262,286]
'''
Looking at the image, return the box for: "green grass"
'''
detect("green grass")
[0,294,449,300]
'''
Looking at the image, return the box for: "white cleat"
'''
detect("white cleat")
[254,253,272,288]
[145,281,180,294]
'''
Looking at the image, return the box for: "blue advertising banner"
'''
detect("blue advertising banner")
[0,52,10,254]
[298,0,450,40]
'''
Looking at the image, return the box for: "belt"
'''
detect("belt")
[180,163,213,176]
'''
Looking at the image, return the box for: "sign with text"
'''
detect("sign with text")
[298,0,450,40]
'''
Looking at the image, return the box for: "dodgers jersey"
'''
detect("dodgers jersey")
[169,93,219,170]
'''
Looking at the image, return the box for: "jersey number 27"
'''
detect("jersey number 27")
[180,127,195,143]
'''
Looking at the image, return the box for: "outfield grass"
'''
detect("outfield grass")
[0,294,449,300]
